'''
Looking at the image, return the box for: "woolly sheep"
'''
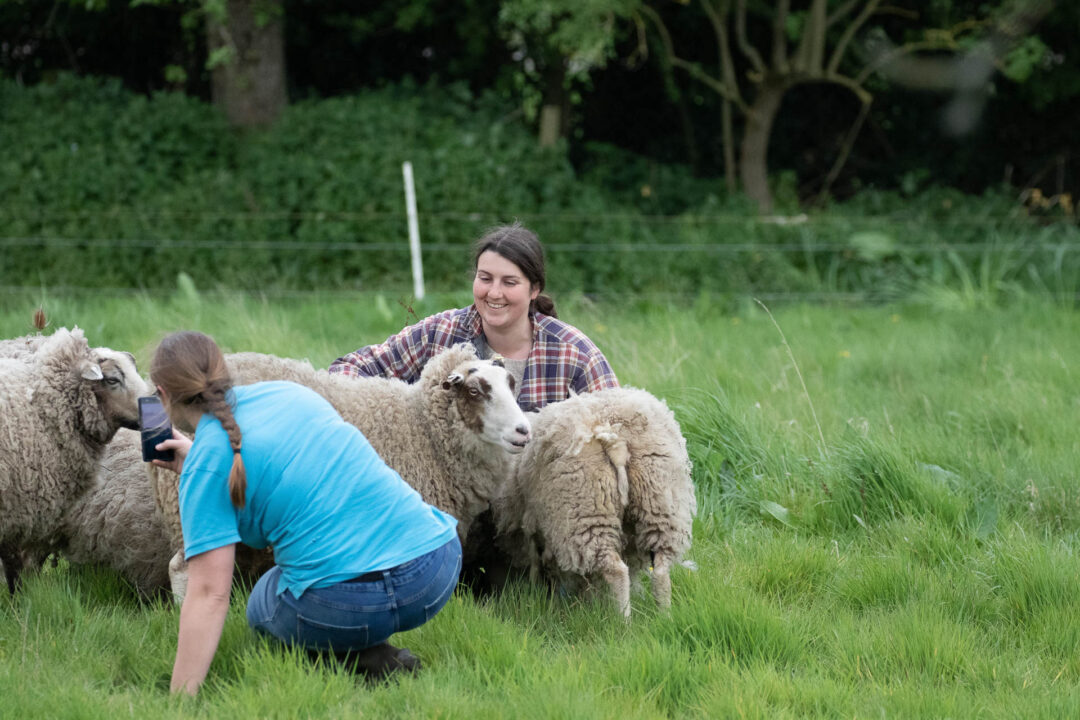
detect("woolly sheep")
[152,343,531,599]
[493,386,696,619]
[59,429,275,599]
[0,327,151,593]
[55,428,174,597]
[0,332,47,359]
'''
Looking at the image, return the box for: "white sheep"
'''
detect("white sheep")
[58,428,276,599]
[0,327,151,593]
[152,343,531,599]
[0,333,47,359]
[55,428,173,598]
[493,386,696,619]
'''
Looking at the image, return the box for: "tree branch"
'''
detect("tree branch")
[826,0,884,76]
[826,0,861,28]
[671,58,743,106]
[821,72,873,106]
[815,96,871,206]
[772,0,790,71]
[792,0,827,73]
[854,37,960,87]
[640,4,746,109]
[735,0,767,75]
[699,0,743,106]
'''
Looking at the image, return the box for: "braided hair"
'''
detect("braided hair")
[151,331,247,508]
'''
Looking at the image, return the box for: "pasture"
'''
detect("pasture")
[1,287,1079,718]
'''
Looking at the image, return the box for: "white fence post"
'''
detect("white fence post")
[402,161,425,300]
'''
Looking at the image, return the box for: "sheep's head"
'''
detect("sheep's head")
[36,328,152,442]
[441,360,531,454]
[86,347,152,433]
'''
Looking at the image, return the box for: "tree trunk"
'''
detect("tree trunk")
[739,79,787,213]
[538,59,568,147]
[206,0,287,129]
[722,97,736,191]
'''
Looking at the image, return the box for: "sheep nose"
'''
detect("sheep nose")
[515,424,530,438]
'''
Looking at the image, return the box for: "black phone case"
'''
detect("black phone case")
[141,425,175,463]
[139,397,175,463]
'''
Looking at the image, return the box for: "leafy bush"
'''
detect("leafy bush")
[2,74,1077,299]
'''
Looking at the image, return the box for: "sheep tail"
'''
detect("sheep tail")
[594,425,630,511]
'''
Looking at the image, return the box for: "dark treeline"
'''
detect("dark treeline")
[1,0,1078,207]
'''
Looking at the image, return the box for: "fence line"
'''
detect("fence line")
[0,236,1077,253]
[0,207,1065,226]
[0,284,879,303]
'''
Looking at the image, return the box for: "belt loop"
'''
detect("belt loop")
[383,569,397,607]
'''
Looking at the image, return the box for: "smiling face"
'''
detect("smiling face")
[473,250,540,336]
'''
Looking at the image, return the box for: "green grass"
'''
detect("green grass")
[2,287,1080,718]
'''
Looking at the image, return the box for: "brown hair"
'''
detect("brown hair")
[472,222,557,318]
[150,331,247,508]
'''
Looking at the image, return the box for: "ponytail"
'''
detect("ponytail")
[532,293,557,318]
[151,330,247,509]
[205,391,247,509]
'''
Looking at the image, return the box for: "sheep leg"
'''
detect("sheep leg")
[168,550,189,604]
[650,552,674,611]
[0,546,22,595]
[598,551,631,620]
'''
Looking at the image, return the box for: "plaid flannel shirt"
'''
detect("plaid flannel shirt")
[328,306,619,411]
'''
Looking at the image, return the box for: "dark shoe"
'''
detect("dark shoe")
[391,646,422,673]
[343,642,422,680]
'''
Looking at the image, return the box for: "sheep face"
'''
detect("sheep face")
[441,361,531,454]
[86,349,152,433]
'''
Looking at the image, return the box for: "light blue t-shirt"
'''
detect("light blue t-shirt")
[178,381,458,598]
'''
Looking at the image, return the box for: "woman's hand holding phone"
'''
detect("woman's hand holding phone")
[152,428,192,475]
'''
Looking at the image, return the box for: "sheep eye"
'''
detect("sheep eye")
[104,377,121,386]
[467,387,480,397]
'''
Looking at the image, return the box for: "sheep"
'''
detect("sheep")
[54,428,174,598]
[493,386,696,620]
[151,343,531,600]
[0,332,47,359]
[0,309,49,359]
[57,428,276,600]
[0,327,151,593]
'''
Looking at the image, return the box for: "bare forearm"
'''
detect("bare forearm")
[171,591,230,695]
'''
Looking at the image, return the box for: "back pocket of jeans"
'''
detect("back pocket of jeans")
[295,614,370,652]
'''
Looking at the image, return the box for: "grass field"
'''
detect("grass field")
[1,286,1079,718]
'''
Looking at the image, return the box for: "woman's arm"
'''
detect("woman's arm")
[581,353,620,392]
[170,543,236,696]
[328,309,462,380]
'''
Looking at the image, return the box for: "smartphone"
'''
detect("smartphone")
[138,396,175,463]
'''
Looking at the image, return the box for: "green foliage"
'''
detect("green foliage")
[1000,34,1051,83]
[1,75,1078,299]
[499,0,637,74]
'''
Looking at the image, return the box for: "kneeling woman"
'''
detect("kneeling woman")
[151,331,460,695]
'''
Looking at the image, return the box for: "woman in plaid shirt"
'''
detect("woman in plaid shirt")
[329,223,618,412]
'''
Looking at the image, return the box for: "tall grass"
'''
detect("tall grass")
[1,289,1079,717]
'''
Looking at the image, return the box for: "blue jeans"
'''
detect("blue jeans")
[246,536,461,653]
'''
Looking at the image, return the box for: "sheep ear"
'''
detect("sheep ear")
[442,371,465,390]
[490,355,505,368]
[80,360,104,381]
